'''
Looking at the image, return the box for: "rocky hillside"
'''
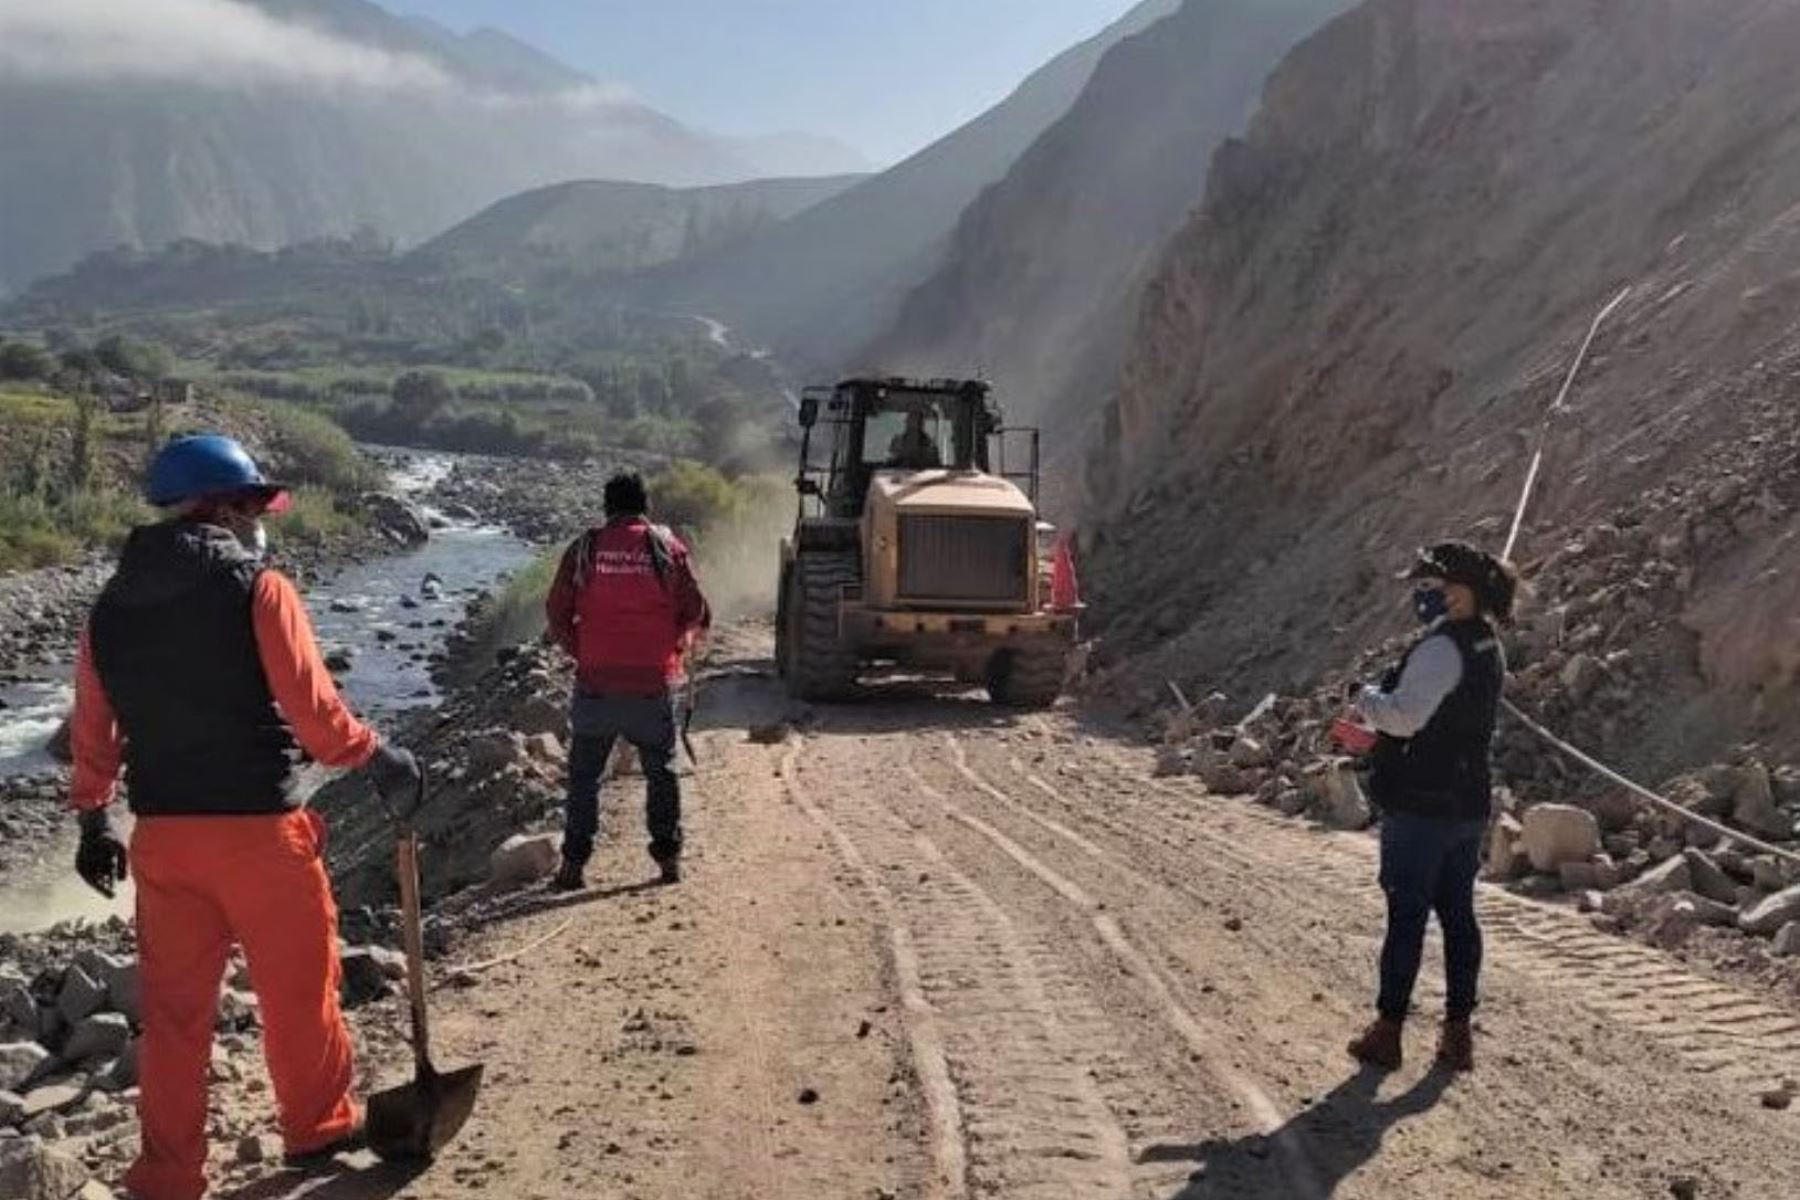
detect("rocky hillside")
[0,0,855,291]
[1078,0,1800,788]
[419,175,865,281]
[866,0,1354,511]
[638,0,1182,368]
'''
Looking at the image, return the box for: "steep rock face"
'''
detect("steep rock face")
[864,0,1353,513]
[643,0,1183,369]
[1080,0,1800,768]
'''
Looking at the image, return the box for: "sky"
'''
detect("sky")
[401,0,1143,165]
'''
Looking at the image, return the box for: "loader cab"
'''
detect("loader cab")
[796,378,1035,521]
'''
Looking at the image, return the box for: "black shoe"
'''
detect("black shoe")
[551,862,586,893]
[658,856,681,885]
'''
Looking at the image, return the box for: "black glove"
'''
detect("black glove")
[364,743,423,822]
[75,809,129,899]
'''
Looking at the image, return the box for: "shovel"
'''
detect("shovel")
[368,824,484,1162]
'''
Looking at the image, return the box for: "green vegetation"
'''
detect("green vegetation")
[268,485,363,549]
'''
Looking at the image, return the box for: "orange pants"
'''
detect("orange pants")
[124,810,359,1200]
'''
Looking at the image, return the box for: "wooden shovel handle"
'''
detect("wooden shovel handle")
[396,828,433,1074]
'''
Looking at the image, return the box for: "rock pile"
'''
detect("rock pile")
[1151,671,1800,974]
[0,917,409,1196]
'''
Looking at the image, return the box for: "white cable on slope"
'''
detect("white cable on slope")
[1501,697,1800,869]
[1502,286,1633,562]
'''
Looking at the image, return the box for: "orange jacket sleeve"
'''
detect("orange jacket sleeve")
[69,628,123,812]
[251,571,379,769]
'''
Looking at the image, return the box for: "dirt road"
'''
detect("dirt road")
[233,638,1800,1200]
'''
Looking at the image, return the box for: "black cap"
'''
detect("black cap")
[1403,541,1517,622]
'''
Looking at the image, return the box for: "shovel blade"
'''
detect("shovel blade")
[367,1063,485,1162]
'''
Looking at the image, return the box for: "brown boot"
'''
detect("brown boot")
[1347,1017,1404,1071]
[1436,1017,1474,1073]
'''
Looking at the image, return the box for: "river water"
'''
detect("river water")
[0,449,535,933]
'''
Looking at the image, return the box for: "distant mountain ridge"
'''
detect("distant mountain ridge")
[629,0,1185,371]
[421,175,869,278]
[0,0,866,290]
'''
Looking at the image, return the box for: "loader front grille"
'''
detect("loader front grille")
[897,515,1030,605]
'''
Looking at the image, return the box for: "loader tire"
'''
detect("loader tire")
[986,644,1067,710]
[786,552,859,701]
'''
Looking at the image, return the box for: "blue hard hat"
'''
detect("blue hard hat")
[145,434,289,511]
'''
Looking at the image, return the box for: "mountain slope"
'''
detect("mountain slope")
[420,175,867,278]
[0,0,851,290]
[1080,0,1800,773]
[641,0,1183,367]
[864,0,1355,511]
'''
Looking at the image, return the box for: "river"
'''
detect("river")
[0,449,535,933]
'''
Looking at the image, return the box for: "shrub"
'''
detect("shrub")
[0,341,53,381]
[249,399,382,496]
[269,485,359,548]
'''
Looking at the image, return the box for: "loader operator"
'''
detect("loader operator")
[67,434,421,1200]
[1345,540,1515,1075]
[887,408,943,469]
[546,470,710,891]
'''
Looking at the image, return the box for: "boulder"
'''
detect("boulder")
[1740,883,1800,936]
[1604,855,1693,914]
[217,990,259,1032]
[105,961,138,1025]
[98,1041,137,1092]
[1730,764,1791,841]
[61,1014,129,1064]
[1315,768,1371,831]
[0,1090,22,1127]
[360,493,431,547]
[524,733,563,764]
[57,966,107,1026]
[19,1083,82,1121]
[467,731,526,780]
[339,950,395,1009]
[1670,891,1738,927]
[0,982,35,1033]
[1485,814,1530,880]
[1228,736,1272,769]
[1521,805,1602,873]
[324,649,355,674]
[0,1137,89,1200]
[0,1044,49,1093]
[1681,849,1740,906]
[1558,857,1622,892]
[490,833,561,889]
[1771,921,1800,957]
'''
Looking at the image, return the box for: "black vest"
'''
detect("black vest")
[1367,618,1505,822]
[89,522,302,816]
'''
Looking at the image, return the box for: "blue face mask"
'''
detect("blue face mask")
[1412,585,1448,624]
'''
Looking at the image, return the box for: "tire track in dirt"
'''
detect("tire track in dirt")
[1054,744,1800,1089]
[783,736,1134,1199]
[900,750,1329,1200]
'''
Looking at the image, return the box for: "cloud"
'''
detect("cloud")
[0,0,454,93]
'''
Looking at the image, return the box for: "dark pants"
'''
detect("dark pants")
[1376,809,1486,1022]
[563,690,682,869]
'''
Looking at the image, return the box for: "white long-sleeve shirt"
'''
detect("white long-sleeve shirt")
[1359,632,1464,738]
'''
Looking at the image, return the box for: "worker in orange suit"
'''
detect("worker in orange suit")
[67,435,420,1200]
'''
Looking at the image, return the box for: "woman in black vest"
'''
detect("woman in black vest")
[1346,541,1516,1073]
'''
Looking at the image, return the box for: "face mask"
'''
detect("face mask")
[242,521,268,561]
[1412,585,1448,624]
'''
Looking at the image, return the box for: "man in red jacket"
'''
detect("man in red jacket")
[545,471,710,888]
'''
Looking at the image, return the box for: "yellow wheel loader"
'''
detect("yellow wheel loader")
[775,377,1078,707]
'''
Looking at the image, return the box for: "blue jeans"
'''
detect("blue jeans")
[1376,810,1486,1021]
[563,690,682,869]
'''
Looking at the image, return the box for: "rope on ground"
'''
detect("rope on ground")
[438,917,575,984]
[1501,697,1800,868]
